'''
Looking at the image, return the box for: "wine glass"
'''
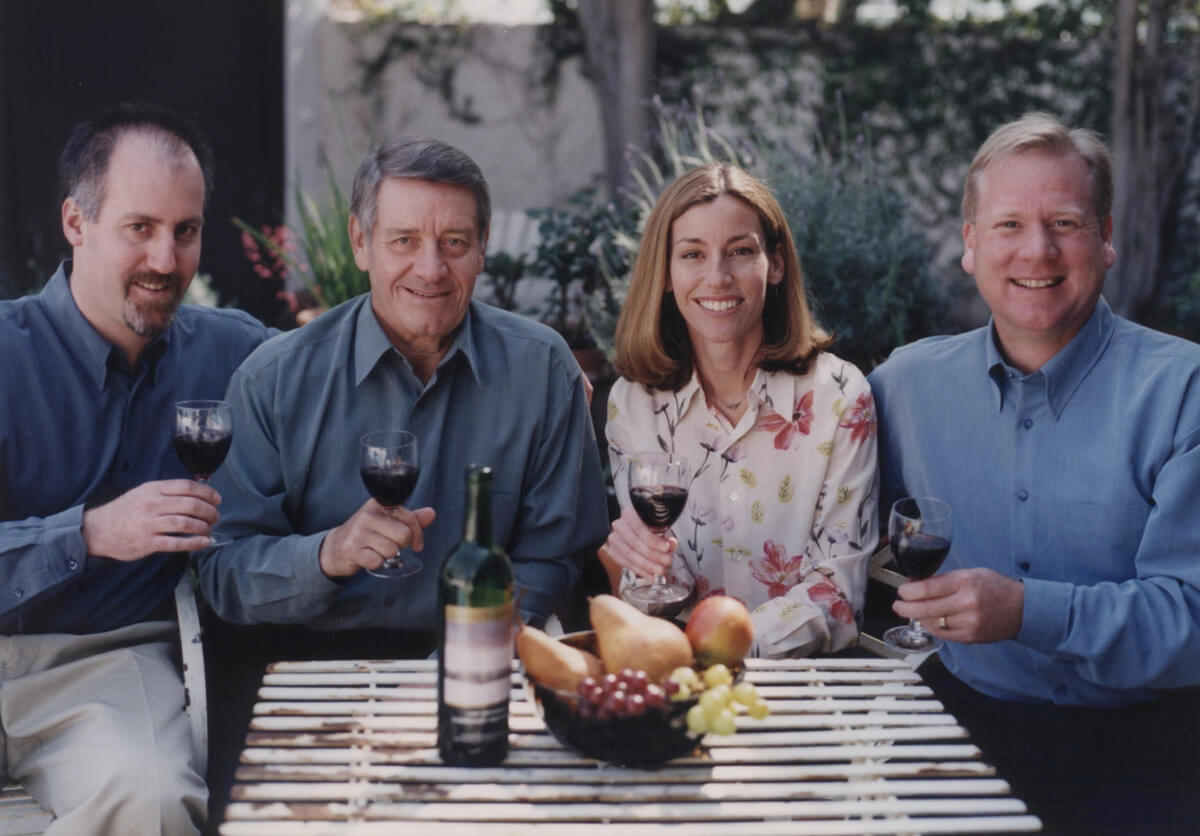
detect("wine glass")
[174,400,233,546]
[883,496,953,654]
[360,430,422,579]
[622,452,692,615]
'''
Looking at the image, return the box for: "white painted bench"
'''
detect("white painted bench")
[0,573,208,835]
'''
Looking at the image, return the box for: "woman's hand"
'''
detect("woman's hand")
[599,505,677,583]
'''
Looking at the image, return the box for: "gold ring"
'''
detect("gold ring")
[938,616,947,630]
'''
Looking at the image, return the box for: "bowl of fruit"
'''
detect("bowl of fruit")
[518,595,768,767]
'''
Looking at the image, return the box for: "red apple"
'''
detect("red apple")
[685,596,754,668]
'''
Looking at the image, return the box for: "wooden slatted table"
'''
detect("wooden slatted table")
[219,657,1041,835]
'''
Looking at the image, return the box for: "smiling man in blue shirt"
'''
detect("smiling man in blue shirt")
[0,104,272,833]
[197,137,609,638]
[869,112,1200,834]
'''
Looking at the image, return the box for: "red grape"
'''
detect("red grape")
[626,693,647,716]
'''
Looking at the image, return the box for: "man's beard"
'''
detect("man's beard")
[123,270,185,339]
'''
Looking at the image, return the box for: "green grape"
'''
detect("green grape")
[732,681,758,706]
[670,666,701,691]
[711,708,737,735]
[703,663,733,688]
[749,699,770,720]
[686,704,709,734]
[670,682,693,702]
[699,686,730,719]
[707,683,731,705]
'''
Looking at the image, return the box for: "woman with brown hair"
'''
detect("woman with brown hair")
[602,163,878,657]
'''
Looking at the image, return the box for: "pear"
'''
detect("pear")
[516,624,604,693]
[589,594,695,683]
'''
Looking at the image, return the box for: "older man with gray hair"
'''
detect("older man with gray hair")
[198,137,608,643]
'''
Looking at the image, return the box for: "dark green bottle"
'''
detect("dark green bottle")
[437,465,514,765]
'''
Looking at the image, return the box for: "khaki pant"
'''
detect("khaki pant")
[0,621,206,836]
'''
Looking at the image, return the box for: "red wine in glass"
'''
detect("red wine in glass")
[174,400,233,545]
[360,430,422,579]
[360,464,420,508]
[630,485,689,530]
[623,452,692,615]
[883,497,953,653]
[173,435,232,481]
[893,532,951,580]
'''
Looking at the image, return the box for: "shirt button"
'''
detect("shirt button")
[67,559,80,571]
[1022,418,1033,429]
[1016,490,1029,501]
[1019,561,1031,572]
[13,588,23,598]
[730,492,739,501]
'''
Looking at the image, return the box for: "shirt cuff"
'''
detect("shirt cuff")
[45,503,88,576]
[1016,577,1072,655]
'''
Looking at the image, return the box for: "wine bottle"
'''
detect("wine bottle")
[437,465,514,765]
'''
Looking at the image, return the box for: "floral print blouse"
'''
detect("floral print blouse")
[605,352,879,657]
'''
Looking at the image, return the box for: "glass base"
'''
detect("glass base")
[883,623,943,653]
[367,553,423,580]
[622,579,691,619]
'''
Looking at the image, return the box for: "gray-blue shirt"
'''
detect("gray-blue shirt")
[869,298,1200,706]
[198,294,609,632]
[0,263,273,634]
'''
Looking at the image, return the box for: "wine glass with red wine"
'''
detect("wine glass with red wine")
[622,452,692,615]
[360,430,422,579]
[883,496,953,653]
[174,400,233,546]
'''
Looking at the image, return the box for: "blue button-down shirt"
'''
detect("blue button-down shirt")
[197,295,610,632]
[869,298,1200,706]
[0,263,273,634]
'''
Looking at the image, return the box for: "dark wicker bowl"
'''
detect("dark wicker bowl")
[524,631,704,767]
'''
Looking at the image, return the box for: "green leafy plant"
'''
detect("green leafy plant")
[233,167,368,312]
[526,186,637,348]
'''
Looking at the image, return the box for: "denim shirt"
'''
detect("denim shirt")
[197,295,609,632]
[869,298,1200,706]
[0,263,273,634]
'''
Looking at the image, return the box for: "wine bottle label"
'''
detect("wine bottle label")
[442,602,514,708]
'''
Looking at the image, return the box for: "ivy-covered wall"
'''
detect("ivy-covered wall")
[287,7,1198,338]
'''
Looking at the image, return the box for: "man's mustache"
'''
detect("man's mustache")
[125,271,184,293]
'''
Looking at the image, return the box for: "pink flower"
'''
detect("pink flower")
[750,540,805,598]
[808,581,854,624]
[838,392,877,444]
[687,500,716,525]
[755,390,814,450]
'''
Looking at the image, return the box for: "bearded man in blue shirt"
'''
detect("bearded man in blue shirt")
[0,104,272,833]
[869,112,1200,834]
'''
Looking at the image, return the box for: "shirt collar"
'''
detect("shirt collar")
[672,365,784,420]
[353,296,483,388]
[44,260,171,390]
[984,297,1114,419]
